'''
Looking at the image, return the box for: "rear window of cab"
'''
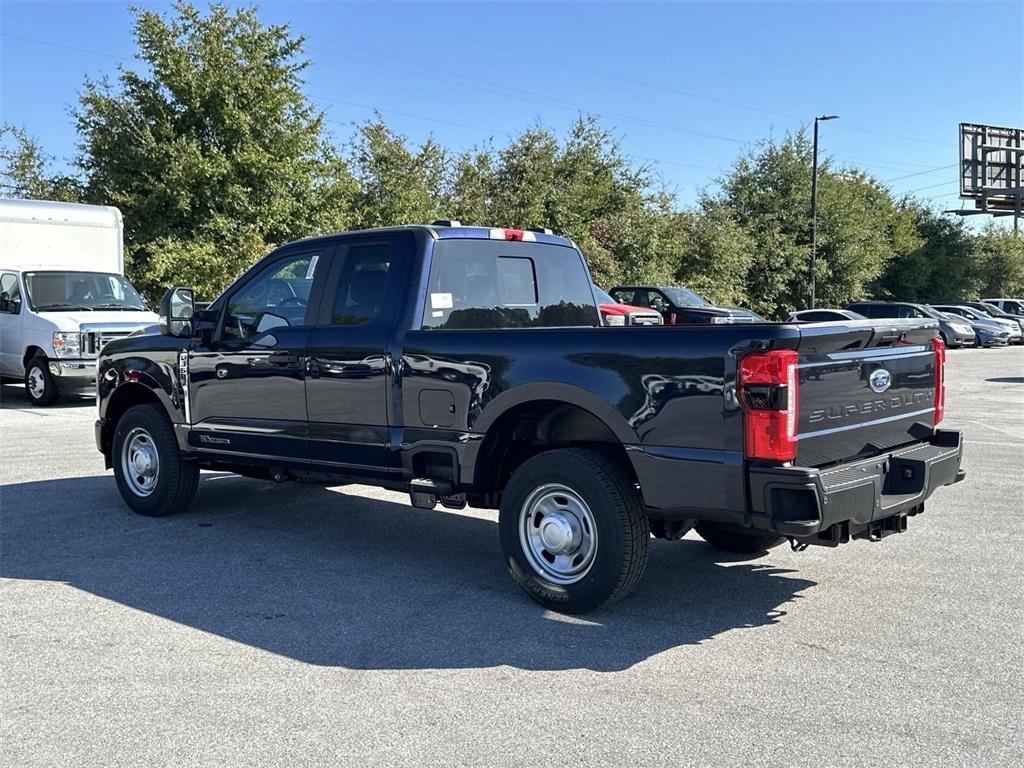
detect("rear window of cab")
[422,240,599,330]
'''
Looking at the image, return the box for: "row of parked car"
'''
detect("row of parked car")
[594,282,1024,349]
[790,300,1024,348]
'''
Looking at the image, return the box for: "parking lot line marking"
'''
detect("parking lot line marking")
[967,420,1024,438]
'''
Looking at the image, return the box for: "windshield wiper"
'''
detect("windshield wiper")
[35,304,94,311]
[92,303,147,310]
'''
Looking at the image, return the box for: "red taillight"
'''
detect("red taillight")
[738,349,799,461]
[931,336,945,425]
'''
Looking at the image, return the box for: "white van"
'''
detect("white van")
[0,199,158,405]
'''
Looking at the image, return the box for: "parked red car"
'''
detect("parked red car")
[593,286,663,326]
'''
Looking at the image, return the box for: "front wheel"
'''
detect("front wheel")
[695,522,785,555]
[24,356,60,406]
[499,448,649,613]
[112,404,199,517]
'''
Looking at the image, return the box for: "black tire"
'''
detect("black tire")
[498,448,649,613]
[695,521,785,555]
[24,356,60,406]
[112,404,199,517]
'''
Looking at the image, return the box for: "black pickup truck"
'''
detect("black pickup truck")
[96,223,965,613]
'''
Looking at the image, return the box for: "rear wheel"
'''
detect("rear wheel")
[112,404,199,516]
[498,448,649,613]
[24,356,59,406]
[695,522,785,555]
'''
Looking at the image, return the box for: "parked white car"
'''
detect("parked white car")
[0,199,158,405]
[981,298,1024,317]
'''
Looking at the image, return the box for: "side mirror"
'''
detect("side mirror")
[0,292,10,313]
[159,286,195,337]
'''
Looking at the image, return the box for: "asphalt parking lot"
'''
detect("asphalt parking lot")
[1,345,1022,767]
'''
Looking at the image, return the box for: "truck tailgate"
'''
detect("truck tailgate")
[794,320,941,467]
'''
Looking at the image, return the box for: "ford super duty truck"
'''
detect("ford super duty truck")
[95,223,965,613]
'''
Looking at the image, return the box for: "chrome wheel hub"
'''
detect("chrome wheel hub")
[519,484,597,585]
[27,366,46,399]
[121,427,159,497]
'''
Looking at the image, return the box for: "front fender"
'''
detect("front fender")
[97,352,185,424]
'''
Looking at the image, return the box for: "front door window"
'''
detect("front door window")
[222,253,318,340]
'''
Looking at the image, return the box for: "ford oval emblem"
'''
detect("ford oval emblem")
[869,368,892,393]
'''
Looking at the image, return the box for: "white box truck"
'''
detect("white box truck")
[0,198,158,405]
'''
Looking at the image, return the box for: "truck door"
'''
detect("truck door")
[187,246,331,463]
[304,232,413,477]
[0,272,25,376]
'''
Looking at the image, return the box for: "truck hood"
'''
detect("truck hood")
[37,309,159,330]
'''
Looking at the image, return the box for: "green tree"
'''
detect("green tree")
[972,223,1024,298]
[348,117,446,229]
[0,124,82,202]
[713,131,919,316]
[875,207,979,302]
[487,125,561,228]
[673,203,755,307]
[475,117,660,287]
[714,132,814,316]
[815,170,920,307]
[444,147,495,225]
[74,1,354,299]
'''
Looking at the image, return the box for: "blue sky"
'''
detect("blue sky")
[1,0,1022,214]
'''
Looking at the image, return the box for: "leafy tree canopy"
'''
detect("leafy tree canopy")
[1,2,1020,312]
[74,0,354,297]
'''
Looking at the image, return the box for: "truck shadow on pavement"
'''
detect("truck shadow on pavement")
[0,473,815,672]
[0,383,94,409]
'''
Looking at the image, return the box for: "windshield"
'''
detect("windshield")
[941,312,972,324]
[593,286,616,304]
[917,305,944,320]
[24,271,148,312]
[941,306,981,321]
[661,286,711,307]
[976,304,1011,318]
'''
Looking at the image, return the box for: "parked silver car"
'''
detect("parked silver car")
[931,305,1019,346]
[959,301,1024,336]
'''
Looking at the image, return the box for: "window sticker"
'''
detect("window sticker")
[431,292,453,309]
[431,310,444,318]
[304,254,319,280]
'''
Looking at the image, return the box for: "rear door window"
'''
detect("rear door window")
[422,240,598,329]
[330,243,393,326]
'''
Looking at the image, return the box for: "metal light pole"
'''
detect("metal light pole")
[810,114,838,309]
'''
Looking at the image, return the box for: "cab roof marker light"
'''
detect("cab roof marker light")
[489,228,536,242]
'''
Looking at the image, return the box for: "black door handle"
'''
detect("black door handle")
[266,351,299,366]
